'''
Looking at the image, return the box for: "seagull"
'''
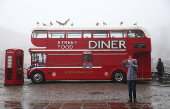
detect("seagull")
[96,22,99,26]
[36,21,39,26]
[120,21,123,26]
[42,23,47,26]
[103,21,107,26]
[133,22,137,25]
[56,18,70,26]
[50,21,53,26]
[71,22,74,26]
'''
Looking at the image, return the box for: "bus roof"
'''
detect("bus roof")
[32,25,150,38]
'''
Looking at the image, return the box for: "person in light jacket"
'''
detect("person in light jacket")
[122,59,138,102]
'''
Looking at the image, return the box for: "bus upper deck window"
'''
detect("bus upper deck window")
[128,30,144,38]
[66,31,82,38]
[32,31,47,38]
[84,31,92,38]
[111,31,126,38]
[93,30,108,38]
[48,31,64,38]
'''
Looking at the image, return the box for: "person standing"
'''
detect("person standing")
[122,59,138,102]
[156,58,164,79]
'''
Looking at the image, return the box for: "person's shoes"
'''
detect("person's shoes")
[134,99,138,102]
[128,100,132,102]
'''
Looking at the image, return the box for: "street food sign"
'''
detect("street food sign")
[57,40,126,49]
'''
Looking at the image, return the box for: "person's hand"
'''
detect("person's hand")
[123,60,127,63]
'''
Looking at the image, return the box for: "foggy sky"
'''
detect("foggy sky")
[0,0,170,58]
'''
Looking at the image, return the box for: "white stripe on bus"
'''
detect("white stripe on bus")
[35,66,102,68]
[30,49,126,52]
[47,53,127,55]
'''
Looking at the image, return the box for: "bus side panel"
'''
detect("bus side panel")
[82,54,128,80]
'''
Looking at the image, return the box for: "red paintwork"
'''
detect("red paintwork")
[27,29,151,81]
[4,49,24,85]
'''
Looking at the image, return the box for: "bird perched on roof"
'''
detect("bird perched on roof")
[56,18,70,26]
[96,22,99,26]
[50,21,53,26]
[36,21,39,26]
[42,23,47,26]
[71,22,74,26]
[133,22,137,25]
[103,21,107,26]
[120,21,123,26]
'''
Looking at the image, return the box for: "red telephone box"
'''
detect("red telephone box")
[4,49,24,86]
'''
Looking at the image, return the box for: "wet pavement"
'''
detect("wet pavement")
[0,80,170,109]
[1,66,170,108]
[0,101,167,109]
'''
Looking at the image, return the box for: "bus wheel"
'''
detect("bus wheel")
[31,71,45,84]
[112,70,126,83]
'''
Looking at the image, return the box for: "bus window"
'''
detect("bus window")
[66,31,82,38]
[93,30,108,38]
[32,53,46,63]
[84,54,92,62]
[111,31,126,38]
[32,31,47,38]
[128,30,144,38]
[84,31,92,38]
[48,31,64,38]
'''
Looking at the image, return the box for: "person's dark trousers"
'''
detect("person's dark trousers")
[158,70,163,82]
[127,80,137,102]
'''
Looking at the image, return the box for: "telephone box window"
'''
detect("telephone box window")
[7,56,12,68]
[17,56,23,70]
[84,55,92,62]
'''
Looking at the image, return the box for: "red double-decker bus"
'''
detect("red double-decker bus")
[27,25,151,83]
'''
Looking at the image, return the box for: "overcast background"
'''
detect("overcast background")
[0,0,170,65]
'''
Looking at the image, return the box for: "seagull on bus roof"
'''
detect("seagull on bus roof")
[50,21,53,26]
[42,23,47,26]
[36,21,39,26]
[71,22,74,26]
[56,18,70,26]
[133,22,138,25]
[120,21,123,26]
[103,21,107,26]
[96,22,99,26]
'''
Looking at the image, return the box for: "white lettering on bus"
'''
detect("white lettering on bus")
[59,41,77,44]
[57,41,77,49]
[89,40,126,49]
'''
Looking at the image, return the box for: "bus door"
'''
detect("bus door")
[82,52,96,80]
[133,51,151,80]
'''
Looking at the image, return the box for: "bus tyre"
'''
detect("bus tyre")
[112,70,126,83]
[31,71,45,84]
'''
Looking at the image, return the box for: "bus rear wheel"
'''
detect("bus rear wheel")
[112,70,126,83]
[31,71,45,84]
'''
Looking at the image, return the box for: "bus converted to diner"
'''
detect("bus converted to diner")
[27,25,151,83]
